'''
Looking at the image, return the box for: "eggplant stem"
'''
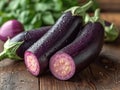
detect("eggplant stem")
[0,39,23,61]
[0,51,7,61]
[84,8,119,42]
[84,8,101,24]
[65,0,93,17]
[94,8,100,19]
[104,23,119,42]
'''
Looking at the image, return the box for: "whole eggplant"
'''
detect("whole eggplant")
[49,22,104,80]
[24,11,81,76]
[0,26,51,61]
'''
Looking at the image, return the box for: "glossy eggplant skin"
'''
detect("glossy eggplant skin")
[62,22,104,69]
[11,26,51,58]
[25,11,82,75]
[26,12,81,56]
[59,22,104,56]
[74,22,104,72]
[39,22,83,65]
[49,22,104,80]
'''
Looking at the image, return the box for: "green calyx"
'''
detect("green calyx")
[65,0,93,17]
[84,8,100,23]
[0,39,23,61]
[104,23,119,42]
[84,8,119,42]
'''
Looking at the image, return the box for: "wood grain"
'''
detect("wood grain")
[101,13,120,26]
[0,13,120,90]
[0,42,39,90]
[78,0,120,12]
[97,0,120,12]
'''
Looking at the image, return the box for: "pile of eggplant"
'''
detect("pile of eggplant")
[0,0,119,80]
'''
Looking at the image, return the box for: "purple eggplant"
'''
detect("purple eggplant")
[24,12,81,76]
[0,20,24,42]
[49,22,104,80]
[24,1,93,76]
[0,26,51,61]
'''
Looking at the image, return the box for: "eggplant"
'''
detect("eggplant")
[24,1,93,76]
[24,12,81,76]
[0,20,24,42]
[0,26,51,61]
[84,9,119,42]
[49,22,104,80]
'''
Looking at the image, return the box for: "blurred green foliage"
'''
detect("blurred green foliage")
[0,0,98,31]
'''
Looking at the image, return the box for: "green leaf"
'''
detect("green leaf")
[0,0,8,11]
[0,0,80,31]
[35,3,53,12]
[79,0,99,12]
[18,10,30,24]
[0,12,16,26]
[19,0,32,10]
[53,0,63,11]
[62,0,78,10]
[52,12,61,20]
[18,10,35,24]
[30,13,42,29]
[24,24,34,31]
[6,0,20,11]
[42,12,55,25]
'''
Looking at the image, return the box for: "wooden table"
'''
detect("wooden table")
[0,13,120,90]
[97,0,120,12]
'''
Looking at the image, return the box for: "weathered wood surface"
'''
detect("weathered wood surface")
[0,42,39,90]
[97,0,120,12]
[0,13,120,90]
[79,0,120,12]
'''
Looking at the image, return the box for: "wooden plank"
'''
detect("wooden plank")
[78,0,120,12]
[97,0,120,12]
[89,44,120,90]
[0,42,39,90]
[98,0,120,3]
[39,68,97,90]
[101,13,120,26]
